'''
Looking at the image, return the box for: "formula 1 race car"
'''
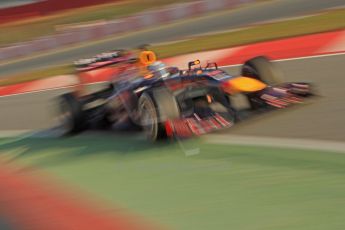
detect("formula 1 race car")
[57,49,312,141]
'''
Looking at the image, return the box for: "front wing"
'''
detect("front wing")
[166,82,313,138]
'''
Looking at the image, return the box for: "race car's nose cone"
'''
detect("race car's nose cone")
[222,76,267,94]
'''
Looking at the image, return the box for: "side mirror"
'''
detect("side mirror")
[205,62,218,70]
[188,60,201,70]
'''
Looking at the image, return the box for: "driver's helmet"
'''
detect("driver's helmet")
[146,61,169,79]
[139,50,156,66]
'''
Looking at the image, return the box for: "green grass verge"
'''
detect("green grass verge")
[1,135,345,230]
[0,0,193,46]
[1,9,344,87]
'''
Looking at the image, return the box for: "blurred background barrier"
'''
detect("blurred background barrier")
[0,0,40,10]
[0,0,119,24]
[0,0,253,62]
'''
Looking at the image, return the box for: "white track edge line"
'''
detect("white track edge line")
[206,134,345,153]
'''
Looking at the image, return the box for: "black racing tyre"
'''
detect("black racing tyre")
[58,93,85,135]
[138,88,180,141]
[241,56,284,85]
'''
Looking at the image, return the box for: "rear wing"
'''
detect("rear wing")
[182,60,219,75]
[74,50,134,72]
[188,60,218,71]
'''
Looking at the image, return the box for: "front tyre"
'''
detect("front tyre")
[138,88,180,141]
[241,56,284,109]
[241,56,284,85]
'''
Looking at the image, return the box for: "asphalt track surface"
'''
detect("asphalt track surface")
[1,0,345,77]
[0,54,344,142]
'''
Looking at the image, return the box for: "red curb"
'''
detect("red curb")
[0,164,164,230]
[216,30,344,66]
[0,81,37,97]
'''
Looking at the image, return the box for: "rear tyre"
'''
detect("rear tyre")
[138,88,180,141]
[58,93,85,135]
